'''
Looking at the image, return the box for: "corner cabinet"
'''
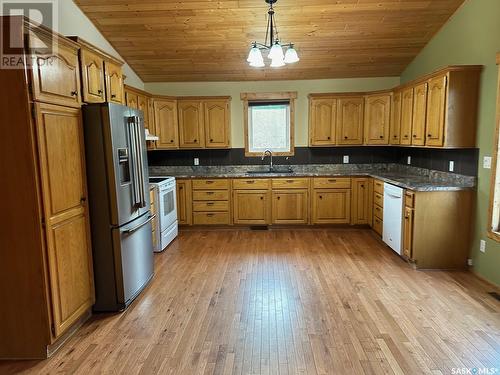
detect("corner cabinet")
[364,93,391,145]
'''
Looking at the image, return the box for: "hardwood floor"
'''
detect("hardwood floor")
[2,228,499,374]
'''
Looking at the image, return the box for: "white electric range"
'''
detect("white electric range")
[149,177,178,252]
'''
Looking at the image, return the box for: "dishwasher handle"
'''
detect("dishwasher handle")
[385,192,402,199]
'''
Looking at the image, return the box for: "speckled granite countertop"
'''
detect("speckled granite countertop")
[149,164,476,192]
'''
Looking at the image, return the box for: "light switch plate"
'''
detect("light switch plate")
[343,155,349,164]
[449,161,454,172]
[480,240,486,253]
[483,156,492,169]
[194,157,199,166]
[407,156,411,165]
[467,258,473,266]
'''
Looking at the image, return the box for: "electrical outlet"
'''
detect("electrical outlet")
[343,155,349,164]
[480,240,486,253]
[483,156,492,169]
[407,156,411,165]
[449,161,454,172]
[194,157,199,166]
[467,258,473,266]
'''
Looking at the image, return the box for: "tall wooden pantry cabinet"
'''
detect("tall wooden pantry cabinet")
[0,17,94,359]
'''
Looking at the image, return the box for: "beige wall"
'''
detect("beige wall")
[145,77,400,148]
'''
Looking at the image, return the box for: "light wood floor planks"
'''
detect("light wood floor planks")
[1,228,499,374]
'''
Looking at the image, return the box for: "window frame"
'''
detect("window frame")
[241,91,297,157]
[487,52,500,242]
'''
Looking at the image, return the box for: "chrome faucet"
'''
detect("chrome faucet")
[261,149,273,171]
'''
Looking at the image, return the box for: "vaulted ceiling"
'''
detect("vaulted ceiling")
[74,0,465,82]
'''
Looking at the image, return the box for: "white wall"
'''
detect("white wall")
[146,77,400,148]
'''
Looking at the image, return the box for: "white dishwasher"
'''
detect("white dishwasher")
[383,183,404,255]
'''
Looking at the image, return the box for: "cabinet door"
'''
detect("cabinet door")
[80,48,105,103]
[337,97,364,145]
[309,98,336,146]
[400,88,414,145]
[35,103,94,338]
[425,75,447,147]
[312,189,351,224]
[178,100,204,148]
[364,94,391,145]
[403,206,414,259]
[137,94,150,128]
[233,190,270,225]
[176,180,192,225]
[154,99,179,149]
[204,100,230,148]
[104,61,124,104]
[272,189,308,224]
[411,82,428,146]
[29,36,81,108]
[351,178,371,225]
[390,91,402,144]
[125,91,138,109]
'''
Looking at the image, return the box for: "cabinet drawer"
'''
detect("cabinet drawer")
[373,204,383,220]
[373,179,384,194]
[233,178,270,190]
[374,192,384,207]
[193,201,229,212]
[373,216,383,236]
[404,190,415,208]
[193,212,230,225]
[313,177,351,189]
[272,178,309,189]
[192,179,229,190]
[192,190,229,201]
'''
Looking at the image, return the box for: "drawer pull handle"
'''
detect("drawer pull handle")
[206,192,214,195]
[328,179,336,183]
[207,213,214,217]
[206,181,214,184]
[207,202,214,206]
[246,180,255,184]
[286,180,294,183]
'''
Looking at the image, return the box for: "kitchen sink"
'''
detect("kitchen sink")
[246,168,294,174]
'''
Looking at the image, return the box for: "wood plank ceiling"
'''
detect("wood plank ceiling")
[74,0,465,82]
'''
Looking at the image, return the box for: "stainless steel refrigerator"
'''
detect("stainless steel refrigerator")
[82,103,154,312]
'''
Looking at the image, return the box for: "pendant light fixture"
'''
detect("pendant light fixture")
[246,0,299,68]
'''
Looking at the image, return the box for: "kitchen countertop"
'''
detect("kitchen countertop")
[149,164,476,192]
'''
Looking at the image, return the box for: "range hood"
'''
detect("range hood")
[145,129,159,141]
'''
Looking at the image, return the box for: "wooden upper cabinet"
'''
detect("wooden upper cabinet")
[411,82,428,146]
[203,99,230,148]
[137,95,149,127]
[364,94,391,145]
[309,98,336,146]
[80,48,105,103]
[104,61,124,104]
[425,75,447,147]
[400,87,414,145]
[154,99,179,149]
[178,100,204,148]
[29,35,81,108]
[34,103,94,337]
[337,97,364,145]
[390,91,402,144]
[125,91,138,109]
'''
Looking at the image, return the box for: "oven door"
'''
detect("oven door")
[158,184,177,232]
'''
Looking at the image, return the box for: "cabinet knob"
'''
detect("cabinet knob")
[80,197,86,203]
[71,91,78,96]
[277,196,281,200]
[427,134,432,137]
[210,139,213,142]
[394,135,397,138]
[179,186,183,190]
[327,136,330,140]
[111,94,116,98]
[404,135,408,138]
[260,196,263,200]
[170,139,174,143]
[98,89,103,94]
[319,195,323,199]
[344,136,348,139]
[379,135,383,138]
[194,139,197,142]
[361,184,364,188]
[413,134,417,138]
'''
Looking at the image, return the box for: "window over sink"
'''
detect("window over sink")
[241,91,296,156]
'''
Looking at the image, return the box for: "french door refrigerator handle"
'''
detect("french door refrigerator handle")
[128,116,141,206]
[124,214,156,234]
[134,116,146,208]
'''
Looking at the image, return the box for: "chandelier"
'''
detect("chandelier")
[247,0,300,68]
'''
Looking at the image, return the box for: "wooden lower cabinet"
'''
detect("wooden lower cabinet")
[351,178,372,225]
[371,179,384,236]
[176,179,192,225]
[233,190,271,225]
[312,189,351,224]
[272,189,309,224]
[402,190,473,269]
